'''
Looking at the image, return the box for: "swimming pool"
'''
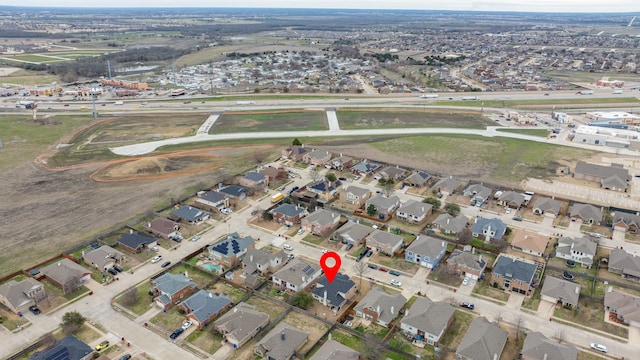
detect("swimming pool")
[201,263,220,272]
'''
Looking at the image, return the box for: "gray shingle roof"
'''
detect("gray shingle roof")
[492,255,537,284]
[272,258,321,289]
[456,317,507,360]
[255,322,308,360]
[350,160,382,174]
[366,195,400,211]
[570,203,603,222]
[0,278,42,310]
[213,303,269,346]
[208,232,254,259]
[243,171,266,182]
[218,185,249,198]
[433,176,463,193]
[521,331,578,360]
[402,297,454,337]
[533,197,562,215]
[199,190,227,204]
[117,232,156,250]
[609,248,640,278]
[575,161,628,181]
[446,250,487,272]
[404,170,431,186]
[464,183,492,200]
[312,273,355,307]
[181,290,232,323]
[271,203,306,218]
[556,237,597,266]
[354,287,406,325]
[41,259,89,286]
[406,236,446,259]
[368,230,403,248]
[397,200,432,218]
[334,222,373,244]
[30,335,92,360]
[541,276,580,306]
[433,214,468,234]
[613,211,640,229]
[342,185,369,198]
[471,217,507,240]
[309,339,360,360]
[303,209,339,227]
[82,245,124,270]
[498,191,525,207]
[151,273,196,297]
[171,205,208,222]
[604,289,640,324]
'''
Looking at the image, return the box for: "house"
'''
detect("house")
[208,232,256,268]
[301,209,341,237]
[272,258,322,293]
[328,155,353,171]
[239,171,269,190]
[366,230,404,255]
[332,221,374,245]
[541,276,581,308]
[432,214,468,235]
[574,161,628,191]
[311,273,356,310]
[396,200,432,224]
[282,145,308,161]
[555,237,597,268]
[463,184,492,204]
[400,297,454,346]
[612,211,640,233]
[354,287,406,327]
[456,317,507,360]
[532,197,562,217]
[471,217,507,241]
[303,149,332,165]
[339,185,371,207]
[150,272,197,309]
[213,303,269,348]
[569,203,603,224]
[364,195,401,221]
[218,185,249,202]
[117,232,156,253]
[170,205,209,224]
[195,190,230,211]
[432,176,463,196]
[491,254,537,295]
[242,247,286,277]
[608,248,640,282]
[259,166,288,183]
[521,331,578,360]
[405,236,447,269]
[403,170,431,188]
[41,258,91,291]
[179,290,232,330]
[350,159,383,175]
[510,231,549,257]
[446,250,487,280]
[604,288,640,327]
[307,178,342,202]
[254,322,308,360]
[308,339,360,360]
[144,218,181,239]
[30,335,93,360]
[497,191,526,209]
[0,278,46,314]
[270,203,307,225]
[378,166,407,181]
[82,245,125,271]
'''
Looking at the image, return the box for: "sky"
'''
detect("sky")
[2,1,640,13]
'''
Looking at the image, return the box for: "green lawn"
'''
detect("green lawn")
[388,333,435,359]
[522,285,542,311]
[495,128,550,137]
[206,281,248,303]
[553,302,628,339]
[186,329,223,353]
[302,235,324,245]
[437,97,640,108]
[170,264,216,288]
[212,110,328,134]
[114,282,153,316]
[472,281,509,302]
[337,109,493,130]
[150,306,185,332]
[440,310,474,348]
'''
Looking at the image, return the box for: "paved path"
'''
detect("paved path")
[196,114,220,135]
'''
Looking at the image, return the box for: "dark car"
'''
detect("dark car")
[360,247,370,256]
[345,244,354,251]
[389,270,401,276]
[366,250,373,257]
[107,268,118,276]
[563,271,574,280]
[460,302,474,310]
[170,327,184,339]
[29,305,41,315]
[161,261,172,268]
[113,265,124,273]
[512,216,522,221]
[119,354,132,360]
[367,263,378,270]
[378,267,388,272]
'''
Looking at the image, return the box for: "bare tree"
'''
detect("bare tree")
[554,328,568,344]
[38,333,56,348]
[445,295,457,306]
[122,287,138,307]
[458,228,472,244]
[353,261,368,293]
[253,151,268,166]
[382,181,395,197]
[309,169,322,183]
[515,316,525,341]
[362,334,385,360]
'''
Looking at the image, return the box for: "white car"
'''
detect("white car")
[192,235,200,242]
[220,208,232,215]
[321,249,329,254]
[590,343,607,353]
[151,256,162,264]
[390,279,402,287]
[462,277,470,286]
[182,321,192,330]
[297,228,304,235]
[283,244,293,251]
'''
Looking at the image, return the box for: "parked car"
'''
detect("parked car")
[107,268,118,276]
[283,244,293,251]
[286,253,295,259]
[192,235,201,242]
[321,249,329,254]
[562,271,574,280]
[161,261,172,268]
[297,228,304,235]
[460,302,474,310]
[170,327,185,340]
[95,340,110,351]
[119,354,132,360]
[512,216,522,221]
[151,256,162,264]
[28,305,41,315]
[345,244,354,251]
[462,277,470,286]
[113,265,124,273]
[378,267,388,272]
[151,246,160,252]
[389,270,401,276]
[366,250,373,257]
[182,320,193,330]
[590,343,607,353]
[390,279,402,287]
[368,263,378,270]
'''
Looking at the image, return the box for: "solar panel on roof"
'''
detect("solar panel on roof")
[302,265,315,276]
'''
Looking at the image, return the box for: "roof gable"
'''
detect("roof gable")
[492,255,537,283]
[457,317,507,360]
[402,297,455,335]
[406,236,446,258]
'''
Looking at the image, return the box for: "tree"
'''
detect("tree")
[515,316,525,341]
[325,173,337,182]
[458,228,472,244]
[366,204,377,216]
[423,197,441,209]
[309,169,322,183]
[353,261,368,293]
[253,151,268,165]
[292,138,302,146]
[554,328,567,344]
[444,203,461,216]
[382,181,395,197]
[122,287,138,307]
[61,311,85,335]
[262,211,273,221]
[291,291,314,309]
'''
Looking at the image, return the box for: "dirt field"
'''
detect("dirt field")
[337,109,493,129]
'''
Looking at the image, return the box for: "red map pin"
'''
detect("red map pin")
[320,251,342,283]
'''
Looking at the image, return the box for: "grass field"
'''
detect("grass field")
[1,50,114,65]
[495,128,549,137]
[370,134,594,183]
[337,109,493,129]
[211,110,328,134]
[0,114,94,172]
[438,97,640,109]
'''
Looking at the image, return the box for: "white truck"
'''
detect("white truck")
[236,100,256,105]
[576,90,594,95]
[420,94,439,98]
[461,96,479,100]
[613,89,623,94]
[114,101,124,105]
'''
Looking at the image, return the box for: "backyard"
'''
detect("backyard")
[440,310,474,349]
[553,301,628,339]
[206,281,248,303]
[282,311,332,354]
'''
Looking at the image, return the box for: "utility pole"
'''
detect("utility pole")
[91,93,98,120]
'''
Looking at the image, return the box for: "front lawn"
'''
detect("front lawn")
[472,281,509,302]
[186,329,223,354]
[149,306,185,333]
[114,282,153,316]
[553,302,628,339]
